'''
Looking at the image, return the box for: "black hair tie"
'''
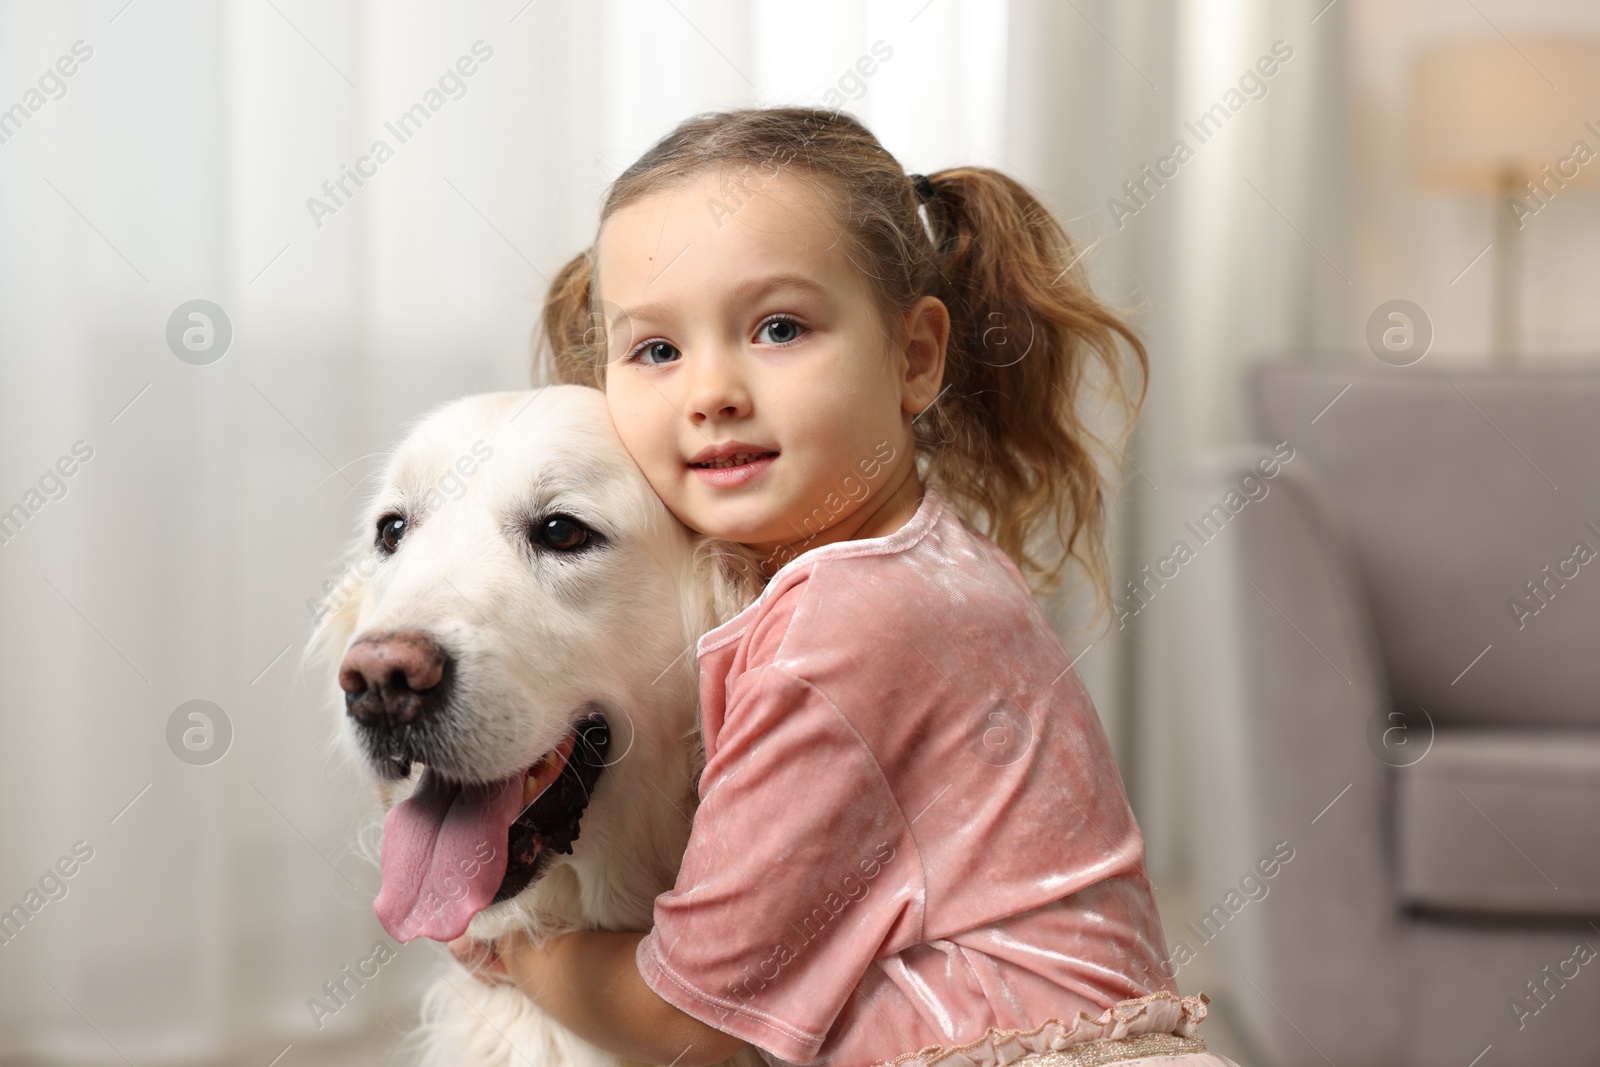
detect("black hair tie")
[909,172,934,202]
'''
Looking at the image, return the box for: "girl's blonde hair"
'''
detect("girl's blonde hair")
[535,106,1147,616]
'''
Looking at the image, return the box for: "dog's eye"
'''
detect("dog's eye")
[533,514,593,553]
[376,514,408,554]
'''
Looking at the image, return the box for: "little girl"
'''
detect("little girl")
[452,106,1239,1067]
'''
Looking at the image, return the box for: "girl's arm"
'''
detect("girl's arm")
[488,929,750,1067]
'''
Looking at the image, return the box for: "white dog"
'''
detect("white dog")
[307,385,763,1067]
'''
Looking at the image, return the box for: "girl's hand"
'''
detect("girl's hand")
[447,933,510,985]
[451,928,572,996]
[452,928,747,1066]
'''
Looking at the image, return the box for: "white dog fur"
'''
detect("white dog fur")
[307,385,765,1067]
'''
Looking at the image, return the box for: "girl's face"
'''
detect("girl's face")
[595,167,944,564]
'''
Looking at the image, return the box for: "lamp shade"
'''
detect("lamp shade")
[1410,38,1600,191]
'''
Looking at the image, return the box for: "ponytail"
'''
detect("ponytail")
[914,167,1147,612]
[535,246,603,390]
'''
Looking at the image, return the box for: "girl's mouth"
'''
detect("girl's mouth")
[692,451,778,470]
[689,451,778,488]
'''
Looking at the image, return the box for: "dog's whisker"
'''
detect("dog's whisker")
[293,450,392,507]
[337,464,392,507]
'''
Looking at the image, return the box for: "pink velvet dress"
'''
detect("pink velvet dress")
[635,488,1242,1067]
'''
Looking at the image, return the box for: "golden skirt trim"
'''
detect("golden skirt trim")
[1004,1032,1208,1067]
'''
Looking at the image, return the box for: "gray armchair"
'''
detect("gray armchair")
[1171,362,1600,1067]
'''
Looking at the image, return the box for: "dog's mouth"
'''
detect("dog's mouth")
[372,711,609,943]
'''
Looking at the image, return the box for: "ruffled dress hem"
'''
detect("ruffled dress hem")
[870,991,1213,1067]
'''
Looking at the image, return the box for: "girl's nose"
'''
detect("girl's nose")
[685,344,752,423]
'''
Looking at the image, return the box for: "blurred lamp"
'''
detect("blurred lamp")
[1409,38,1600,364]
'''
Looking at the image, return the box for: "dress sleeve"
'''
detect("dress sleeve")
[635,664,922,1065]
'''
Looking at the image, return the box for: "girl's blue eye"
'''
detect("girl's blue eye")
[625,316,805,364]
[758,316,805,345]
[629,341,680,366]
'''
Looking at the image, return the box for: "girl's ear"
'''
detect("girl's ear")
[899,295,949,416]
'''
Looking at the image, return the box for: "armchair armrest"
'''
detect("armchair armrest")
[1164,445,1403,1066]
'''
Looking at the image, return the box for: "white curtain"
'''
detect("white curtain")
[1002,0,1351,880]
[0,0,1343,1059]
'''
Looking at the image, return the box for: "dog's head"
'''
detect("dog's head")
[307,385,717,943]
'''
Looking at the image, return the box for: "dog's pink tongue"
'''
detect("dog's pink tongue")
[374,767,525,943]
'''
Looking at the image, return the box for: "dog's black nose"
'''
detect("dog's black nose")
[339,630,452,729]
